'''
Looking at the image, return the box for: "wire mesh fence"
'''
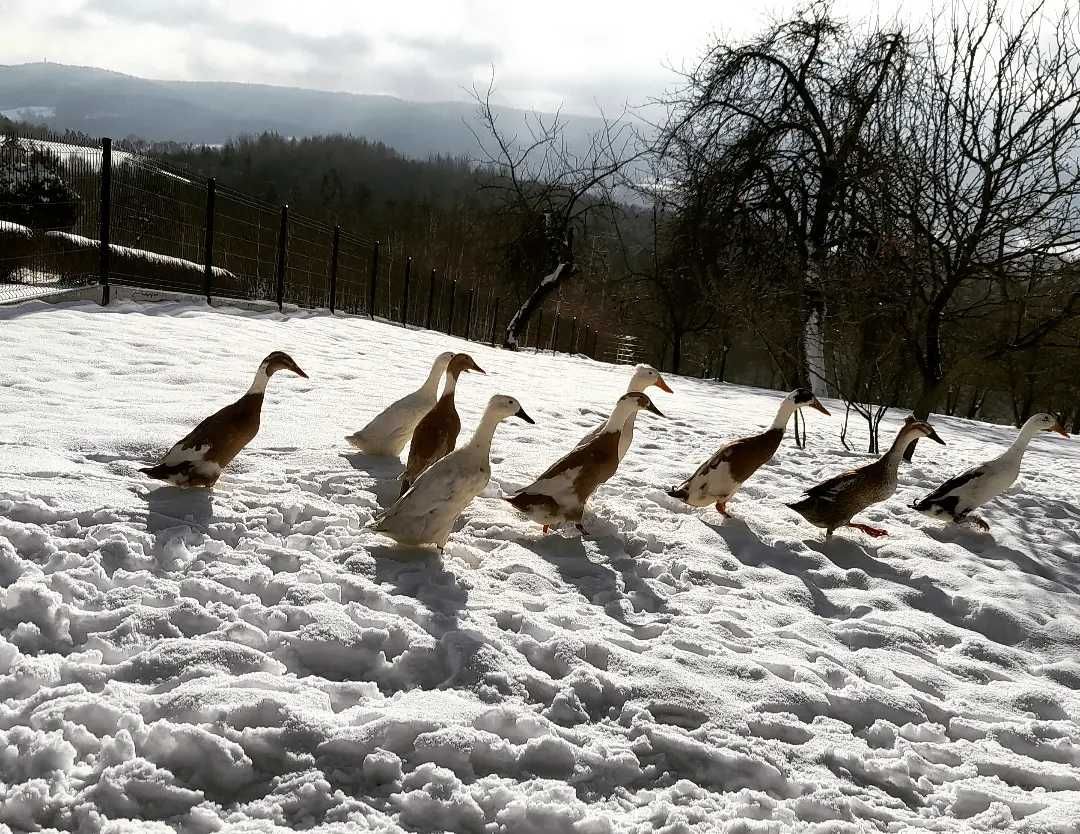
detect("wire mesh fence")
[0,126,625,362]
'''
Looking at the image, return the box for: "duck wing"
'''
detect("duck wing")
[915,466,984,507]
[150,395,260,470]
[803,465,866,500]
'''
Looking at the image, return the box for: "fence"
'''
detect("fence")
[0,128,637,362]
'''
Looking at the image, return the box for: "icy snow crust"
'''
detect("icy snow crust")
[1,298,1079,833]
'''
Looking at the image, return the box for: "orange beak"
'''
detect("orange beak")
[655,376,674,394]
[1051,421,1069,437]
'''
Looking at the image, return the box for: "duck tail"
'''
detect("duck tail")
[140,464,169,480]
[667,484,690,501]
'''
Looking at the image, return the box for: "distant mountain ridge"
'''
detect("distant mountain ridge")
[0,62,608,159]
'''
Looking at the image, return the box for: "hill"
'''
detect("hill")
[0,62,609,159]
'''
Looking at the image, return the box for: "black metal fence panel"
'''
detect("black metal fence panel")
[0,126,616,362]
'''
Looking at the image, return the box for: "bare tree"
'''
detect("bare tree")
[468,79,645,350]
[661,4,904,395]
[892,0,1080,451]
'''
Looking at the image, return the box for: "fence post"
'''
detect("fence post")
[202,177,216,304]
[549,315,560,354]
[329,225,340,314]
[368,241,380,319]
[489,297,500,345]
[425,268,437,330]
[446,280,457,335]
[99,137,112,305]
[464,287,475,341]
[535,311,544,351]
[275,204,288,312]
[400,256,412,325]
[570,316,578,354]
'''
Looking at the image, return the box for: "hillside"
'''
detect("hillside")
[1,295,1079,831]
[0,62,608,159]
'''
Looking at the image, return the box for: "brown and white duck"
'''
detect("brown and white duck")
[399,352,486,496]
[506,392,664,534]
[788,417,945,538]
[669,388,829,517]
[576,364,673,461]
[140,351,308,488]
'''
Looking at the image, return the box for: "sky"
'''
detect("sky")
[5,0,943,115]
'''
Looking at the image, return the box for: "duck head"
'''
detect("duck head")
[630,364,673,394]
[620,391,666,418]
[789,388,830,416]
[1028,412,1069,437]
[902,415,945,444]
[262,351,308,378]
[488,395,534,424]
[449,353,486,376]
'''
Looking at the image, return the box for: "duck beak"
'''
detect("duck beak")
[646,402,666,418]
[469,361,487,375]
[1051,421,1069,437]
[810,398,830,416]
[515,407,535,425]
[928,429,946,445]
[288,359,309,378]
[655,377,674,394]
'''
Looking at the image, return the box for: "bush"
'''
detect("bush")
[0,137,82,231]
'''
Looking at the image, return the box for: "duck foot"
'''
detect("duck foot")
[714,500,732,518]
[846,522,888,538]
[542,525,549,535]
[575,523,589,537]
[964,515,990,531]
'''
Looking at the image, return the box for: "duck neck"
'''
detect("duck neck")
[603,400,637,433]
[770,400,797,432]
[1004,417,1043,460]
[626,374,648,394]
[884,427,918,472]
[246,363,271,396]
[440,368,461,399]
[423,360,448,394]
[468,409,504,456]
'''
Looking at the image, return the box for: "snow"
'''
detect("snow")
[1,296,1079,832]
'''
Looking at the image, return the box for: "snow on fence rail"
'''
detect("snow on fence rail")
[1,126,626,362]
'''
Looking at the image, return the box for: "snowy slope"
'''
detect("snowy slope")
[1,297,1079,833]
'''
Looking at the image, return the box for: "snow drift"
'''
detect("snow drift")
[0,297,1079,832]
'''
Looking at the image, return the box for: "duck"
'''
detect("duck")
[668,388,830,517]
[576,364,673,461]
[140,351,308,488]
[371,395,534,549]
[345,351,454,457]
[913,412,1068,530]
[788,416,945,538]
[399,352,486,496]
[506,392,665,535]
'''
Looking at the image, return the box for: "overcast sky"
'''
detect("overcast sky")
[4,0,959,114]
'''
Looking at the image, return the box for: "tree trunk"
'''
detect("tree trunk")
[717,344,730,382]
[670,329,684,375]
[502,262,575,350]
[801,244,829,399]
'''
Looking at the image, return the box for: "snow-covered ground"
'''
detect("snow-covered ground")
[2,297,1079,833]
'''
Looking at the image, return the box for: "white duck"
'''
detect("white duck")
[371,395,534,549]
[576,364,673,462]
[914,412,1069,530]
[345,351,454,456]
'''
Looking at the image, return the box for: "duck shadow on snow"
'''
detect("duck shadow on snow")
[367,544,469,627]
[528,533,672,626]
[145,485,214,531]
[341,452,405,507]
[923,524,1080,595]
[706,517,1040,647]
